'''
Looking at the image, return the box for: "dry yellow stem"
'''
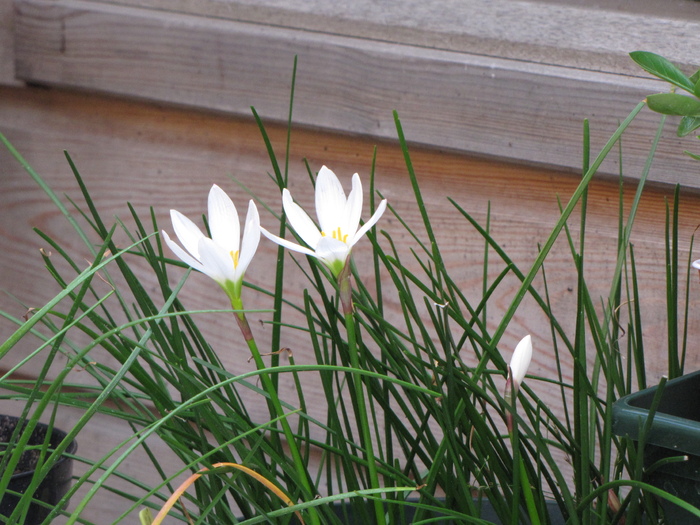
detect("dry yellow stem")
[151,462,304,525]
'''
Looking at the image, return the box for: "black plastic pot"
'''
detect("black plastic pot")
[612,370,700,524]
[0,416,77,524]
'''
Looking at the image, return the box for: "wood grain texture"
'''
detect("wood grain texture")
[109,0,700,75]
[13,0,700,189]
[0,0,19,85]
[2,85,700,521]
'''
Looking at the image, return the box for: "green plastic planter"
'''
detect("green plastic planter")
[612,370,700,524]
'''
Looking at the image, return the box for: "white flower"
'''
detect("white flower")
[692,260,700,271]
[261,165,387,277]
[509,334,533,394]
[162,184,260,301]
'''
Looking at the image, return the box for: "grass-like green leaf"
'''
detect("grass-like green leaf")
[3,53,698,523]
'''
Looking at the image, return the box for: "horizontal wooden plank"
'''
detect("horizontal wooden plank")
[0,0,20,86]
[3,85,700,521]
[14,0,700,189]
[109,0,700,76]
[4,84,700,402]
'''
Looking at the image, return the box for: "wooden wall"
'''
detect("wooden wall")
[2,84,700,521]
[13,0,700,189]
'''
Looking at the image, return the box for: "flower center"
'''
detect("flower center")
[230,250,240,268]
[322,227,348,244]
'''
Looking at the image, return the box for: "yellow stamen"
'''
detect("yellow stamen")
[321,227,348,243]
[230,250,239,268]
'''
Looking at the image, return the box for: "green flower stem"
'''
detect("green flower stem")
[231,298,320,525]
[338,266,386,525]
[507,390,541,525]
[518,455,540,525]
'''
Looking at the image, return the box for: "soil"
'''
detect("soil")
[0,416,51,476]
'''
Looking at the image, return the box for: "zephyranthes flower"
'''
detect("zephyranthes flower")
[261,165,387,277]
[507,334,533,396]
[162,184,260,304]
[505,334,533,433]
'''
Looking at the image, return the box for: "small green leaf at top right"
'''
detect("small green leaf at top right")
[646,93,700,118]
[678,116,700,138]
[630,50,695,93]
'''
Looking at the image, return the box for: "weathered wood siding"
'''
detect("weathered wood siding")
[0,0,19,86]
[3,4,700,522]
[13,0,700,188]
[2,85,700,521]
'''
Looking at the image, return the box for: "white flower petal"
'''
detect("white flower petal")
[315,236,350,266]
[171,209,206,259]
[260,226,317,258]
[282,189,322,248]
[510,334,533,388]
[692,259,700,270]
[208,184,240,254]
[269,166,386,276]
[197,237,236,285]
[162,230,205,273]
[237,200,261,276]
[343,173,363,237]
[349,199,387,248]
[164,186,261,300]
[315,166,348,234]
